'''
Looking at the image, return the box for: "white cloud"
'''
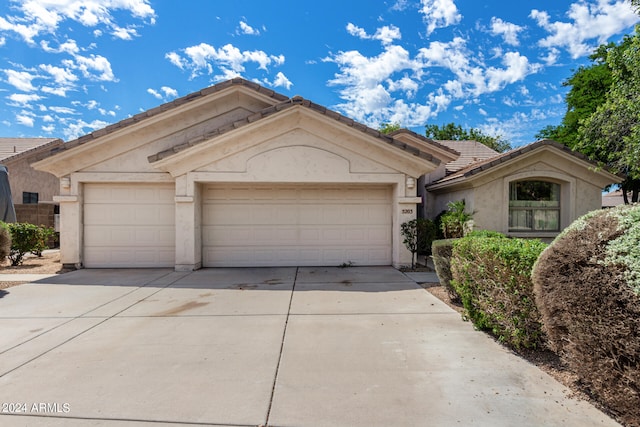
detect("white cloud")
[419,0,462,35]
[270,72,293,90]
[490,17,524,46]
[63,118,110,140]
[49,106,76,115]
[346,23,402,45]
[478,108,487,116]
[40,38,80,55]
[0,0,156,44]
[16,111,35,127]
[167,42,287,81]
[531,0,640,59]
[42,124,55,132]
[73,54,116,81]
[3,69,38,92]
[0,36,5,46]
[147,86,178,101]
[147,88,162,99]
[7,93,42,106]
[238,20,260,35]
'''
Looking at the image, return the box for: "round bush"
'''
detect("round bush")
[532,204,640,425]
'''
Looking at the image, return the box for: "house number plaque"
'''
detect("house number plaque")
[402,209,413,214]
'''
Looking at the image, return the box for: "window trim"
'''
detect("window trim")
[508,180,561,232]
[502,172,575,237]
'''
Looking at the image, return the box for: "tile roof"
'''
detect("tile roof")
[147,92,440,165]
[45,78,289,157]
[37,78,440,167]
[0,138,62,162]
[434,140,499,174]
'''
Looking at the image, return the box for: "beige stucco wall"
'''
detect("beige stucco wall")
[4,155,59,205]
[425,150,619,238]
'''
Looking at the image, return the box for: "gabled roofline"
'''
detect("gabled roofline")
[148,95,440,166]
[427,139,624,190]
[387,129,459,163]
[0,138,64,164]
[35,78,288,162]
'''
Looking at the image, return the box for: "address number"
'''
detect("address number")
[402,209,413,214]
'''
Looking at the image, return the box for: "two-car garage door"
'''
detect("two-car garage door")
[83,183,392,268]
[202,184,392,267]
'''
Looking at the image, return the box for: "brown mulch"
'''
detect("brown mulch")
[0,251,74,290]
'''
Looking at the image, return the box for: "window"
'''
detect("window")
[22,192,39,204]
[509,181,560,232]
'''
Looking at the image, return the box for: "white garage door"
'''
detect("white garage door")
[202,184,392,267]
[84,183,175,267]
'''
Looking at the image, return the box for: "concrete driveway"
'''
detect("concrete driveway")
[0,267,618,427]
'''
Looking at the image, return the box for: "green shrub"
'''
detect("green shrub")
[440,200,473,238]
[532,204,640,425]
[0,221,11,261]
[431,239,459,302]
[465,230,506,239]
[6,223,51,266]
[451,236,548,349]
[33,225,55,257]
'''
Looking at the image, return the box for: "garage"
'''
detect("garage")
[83,183,176,267]
[202,184,392,267]
[36,79,442,269]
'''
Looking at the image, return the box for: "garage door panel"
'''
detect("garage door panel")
[203,185,391,267]
[84,184,175,268]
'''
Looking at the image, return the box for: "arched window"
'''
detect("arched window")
[509,180,560,232]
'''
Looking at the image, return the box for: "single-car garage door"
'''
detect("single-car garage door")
[84,183,175,267]
[202,184,392,267]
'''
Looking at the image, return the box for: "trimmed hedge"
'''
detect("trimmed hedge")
[451,236,548,349]
[532,205,640,425]
[431,239,458,301]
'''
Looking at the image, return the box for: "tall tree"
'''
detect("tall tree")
[424,122,511,152]
[379,122,401,134]
[535,42,617,147]
[577,29,640,203]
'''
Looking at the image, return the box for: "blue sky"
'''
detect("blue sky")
[0,0,638,147]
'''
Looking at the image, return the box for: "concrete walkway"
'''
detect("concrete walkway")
[0,267,619,426]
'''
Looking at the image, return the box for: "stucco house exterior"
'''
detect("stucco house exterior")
[422,139,622,239]
[0,138,63,227]
[32,78,621,270]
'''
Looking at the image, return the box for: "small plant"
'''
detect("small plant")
[338,261,354,268]
[7,223,51,266]
[400,218,437,269]
[440,200,473,239]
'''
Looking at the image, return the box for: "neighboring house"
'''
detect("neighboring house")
[602,189,626,208]
[32,78,622,270]
[0,138,63,228]
[423,139,622,240]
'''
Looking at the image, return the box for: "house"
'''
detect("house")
[32,78,622,270]
[423,139,622,239]
[0,138,63,228]
[602,189,626,208]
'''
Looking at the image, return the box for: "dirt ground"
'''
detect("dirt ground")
[0,250,73,289]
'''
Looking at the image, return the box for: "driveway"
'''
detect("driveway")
[0,267,618,427]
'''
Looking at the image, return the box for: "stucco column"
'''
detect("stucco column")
[174,176,201,271]
[53,178,83,269]
[394,197,423,268]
